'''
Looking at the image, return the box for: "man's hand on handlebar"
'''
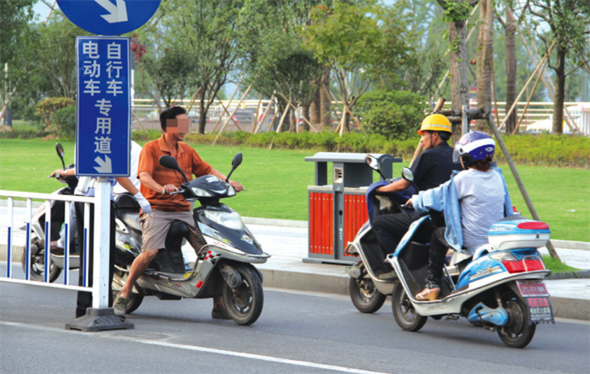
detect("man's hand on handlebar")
[229,180,244,192]
[162,184,179,195]
[50,169,68,180]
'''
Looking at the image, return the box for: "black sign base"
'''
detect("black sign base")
[65,308,134,332]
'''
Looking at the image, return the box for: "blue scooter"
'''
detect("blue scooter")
[385,167,554,348]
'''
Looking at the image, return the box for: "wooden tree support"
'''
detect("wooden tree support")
[278,93,319,133]
[253,94,275,134]
[212,84,252,145]
[487,113,561,261]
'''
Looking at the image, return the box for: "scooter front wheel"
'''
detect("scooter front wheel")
[497,291,536,348]
[392,282,427,332]
[349,274,386,313]
[222,264,263,326]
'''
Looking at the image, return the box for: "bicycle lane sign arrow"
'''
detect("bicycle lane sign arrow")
[57,0,161,36]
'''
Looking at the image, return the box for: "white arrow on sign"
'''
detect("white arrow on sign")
[94,155,113,173]
[95,0,128,23]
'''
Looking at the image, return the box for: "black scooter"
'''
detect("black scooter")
[22,143,79,282]
[112,153,270,325]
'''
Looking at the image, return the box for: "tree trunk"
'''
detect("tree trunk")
[552,46,566,134]
[310,89,321,126]
[289,107,296,133]
[199,94,207,134]
[320,71,331,130]
[302,104,310,132]
[449,20,470,142]
[504,9,518,134]
[475,0,494,131]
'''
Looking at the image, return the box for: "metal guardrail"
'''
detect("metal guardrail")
[0,191,94,291]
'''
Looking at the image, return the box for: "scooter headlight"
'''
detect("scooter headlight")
[191,187,213,197]
[204,210,244,230]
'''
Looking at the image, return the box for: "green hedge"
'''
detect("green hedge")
[131,130,589,168]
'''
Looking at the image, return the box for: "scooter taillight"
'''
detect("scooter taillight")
[502,258,545,273]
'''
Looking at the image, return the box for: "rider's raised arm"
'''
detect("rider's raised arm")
[376,178,410,194]
[208,168,243,192]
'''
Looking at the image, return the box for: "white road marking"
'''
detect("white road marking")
[0,321,391,374]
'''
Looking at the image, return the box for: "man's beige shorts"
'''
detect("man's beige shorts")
[140,210,204,252]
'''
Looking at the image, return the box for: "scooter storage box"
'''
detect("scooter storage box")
[487,215,550,250]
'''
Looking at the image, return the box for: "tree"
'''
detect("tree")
[496,3,518,134]
[139,45,197,109]
[137,0,246,133]
[238,0,323,132]
[528,0,590,134]
[436,0,479,139]
[474,0,494,131]
[301,0,414,132]
[0,0,35,64]
[389,0,449,99]
[0,0,36,121]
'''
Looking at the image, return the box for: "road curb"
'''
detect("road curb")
[258,267,590,322]
[549,297,590,321]
[547,270,590,279]
[2,247,588,321]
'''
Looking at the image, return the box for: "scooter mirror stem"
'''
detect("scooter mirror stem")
[159,155,188,183]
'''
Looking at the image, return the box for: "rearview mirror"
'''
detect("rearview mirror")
[232,153,243,169]
[55,143,66,169]
[401,167,414,183]
[226,152,243,183]
[159,155,188,183]
[365,155,379,171]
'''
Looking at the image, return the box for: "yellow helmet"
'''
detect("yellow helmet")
[417,114,452,135]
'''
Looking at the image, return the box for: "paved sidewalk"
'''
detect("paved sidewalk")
[1,209,589,320]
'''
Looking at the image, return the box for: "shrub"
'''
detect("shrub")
[36,97,75,131]
[53,106,76,139]
[130,130,590,168]
[354,90,429,140]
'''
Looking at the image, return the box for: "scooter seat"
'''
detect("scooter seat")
[150,221,189,274]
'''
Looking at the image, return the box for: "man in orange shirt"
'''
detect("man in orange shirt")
[114,106,243,318]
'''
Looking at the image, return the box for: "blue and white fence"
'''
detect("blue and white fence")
[0,190,100,296]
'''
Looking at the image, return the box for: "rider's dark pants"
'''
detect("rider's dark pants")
[372,209,421,272]
[425,227,449,289]
[75,201,115,318]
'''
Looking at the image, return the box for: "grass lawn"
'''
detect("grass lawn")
[1,138,588,243]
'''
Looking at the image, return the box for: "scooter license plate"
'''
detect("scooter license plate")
[517,281,554,323]
[516,280,549,297]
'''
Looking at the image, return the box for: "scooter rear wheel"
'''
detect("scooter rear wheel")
[21,238,61,283]
[497,292,536,348]
[222,264,263,326]
[392,282,427,332]
[349,274,386,313]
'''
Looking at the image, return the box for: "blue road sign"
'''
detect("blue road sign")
[76,37,130,177]
[57,0,161,36]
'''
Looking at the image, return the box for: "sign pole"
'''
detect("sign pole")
[92,178,111,309]
[60,0,160,332]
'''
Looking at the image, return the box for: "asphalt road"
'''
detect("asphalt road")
[1,263,589,374]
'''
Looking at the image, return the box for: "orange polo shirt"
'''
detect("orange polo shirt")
[138,135,212,212]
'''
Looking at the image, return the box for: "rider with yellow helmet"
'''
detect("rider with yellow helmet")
[372,114,461,280]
